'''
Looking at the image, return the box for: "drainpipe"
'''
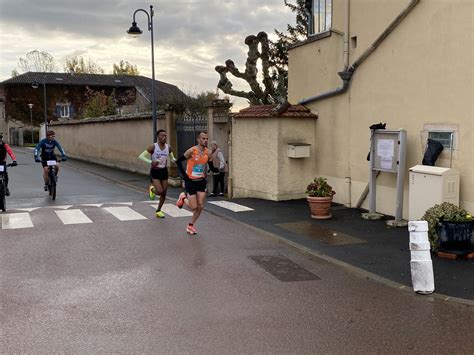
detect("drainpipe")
[298,0,420,105]
[343,0,350,70]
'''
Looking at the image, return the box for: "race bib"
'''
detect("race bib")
[47,160,57,166]
[157,156,167,168]
[191,164,205,178]
[0,166,4,172]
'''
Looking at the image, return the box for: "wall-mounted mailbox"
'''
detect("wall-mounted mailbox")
[287,143,311,158]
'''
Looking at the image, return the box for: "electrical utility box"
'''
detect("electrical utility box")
[408,165,460,221]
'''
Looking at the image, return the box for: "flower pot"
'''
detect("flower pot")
[307,196,333,219]
[437,221,474,255]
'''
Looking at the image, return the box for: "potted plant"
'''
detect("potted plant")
[306,177,336,219]
[421,202,473,254]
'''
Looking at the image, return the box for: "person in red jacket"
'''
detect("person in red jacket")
[0,134,18,196]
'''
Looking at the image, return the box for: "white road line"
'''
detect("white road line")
[79,203,103,208]
[151,203,193,217]
[55,209,93,225]
[48,205,73,210]
[103,207,147,221]
[2,213,34,229]
[112,202,134,206]
[15,208,40,212]
[208,200,254,212]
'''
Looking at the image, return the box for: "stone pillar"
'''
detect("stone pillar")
[18,126,24,146]
[165,105,184,178]
[206,99,232,196]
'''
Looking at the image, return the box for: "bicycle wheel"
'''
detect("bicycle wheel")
[51,182,56,200]
[0,182,6,212]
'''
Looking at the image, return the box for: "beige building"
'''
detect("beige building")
[286,0,473,217]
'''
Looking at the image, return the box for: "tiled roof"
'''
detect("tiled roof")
[233,103,318,118]
[0,72,186,102]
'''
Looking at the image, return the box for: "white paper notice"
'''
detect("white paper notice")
[381,158,392,170]
[377,139,394,158]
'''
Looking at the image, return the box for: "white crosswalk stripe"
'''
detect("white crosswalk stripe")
[208,200,254,212]
[55,209,93,225]
[48,205,73,210]
[103,206,147,221]
[2,213,34,229]
[152,203,193,217]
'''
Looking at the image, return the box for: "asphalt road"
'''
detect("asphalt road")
[1,148,473,353]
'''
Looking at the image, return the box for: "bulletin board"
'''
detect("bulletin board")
[371,131,401,172]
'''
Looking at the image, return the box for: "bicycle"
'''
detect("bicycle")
[0,163,15,212]
[45,160,58,200]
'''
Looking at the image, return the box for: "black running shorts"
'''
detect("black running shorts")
[185,179,207,195]
[150,167,168,181]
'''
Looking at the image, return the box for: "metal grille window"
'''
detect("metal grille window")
[428,131,454,149]
[309,0,332,35]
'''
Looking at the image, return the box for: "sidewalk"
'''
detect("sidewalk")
[63,158,474,303]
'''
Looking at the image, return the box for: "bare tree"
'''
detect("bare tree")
[18,50,56,73]
[215,32,285,105]
[64,56,105,74]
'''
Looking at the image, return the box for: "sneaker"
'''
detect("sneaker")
[176,192,186,209]
[148,185,156,200]
[5,188,10,196]
[218,193,225,196]
[44,184,48,191]
[155,210,165,218]
[186,224,197,235]
[209,192,216,197]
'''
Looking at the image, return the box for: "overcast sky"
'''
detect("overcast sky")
[0,0,296,110]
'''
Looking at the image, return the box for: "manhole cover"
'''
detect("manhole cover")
[276,221,366,246]
[249,255,320,282]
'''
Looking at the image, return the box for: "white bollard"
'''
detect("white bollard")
[408,221,435,294]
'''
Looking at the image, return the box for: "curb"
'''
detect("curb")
[62,159,474,308]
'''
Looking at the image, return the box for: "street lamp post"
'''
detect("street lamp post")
[32,78,48,132]
[28,103,34,144]
[127,5,157,142]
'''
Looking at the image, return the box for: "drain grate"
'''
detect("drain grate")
[249,255,320,282]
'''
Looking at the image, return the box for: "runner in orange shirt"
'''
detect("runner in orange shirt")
[175,131,209,235]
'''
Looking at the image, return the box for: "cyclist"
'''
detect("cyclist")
[0,134,18,196]
[138,129,176,218]
[34,130,67,191]
[175,131,209,235]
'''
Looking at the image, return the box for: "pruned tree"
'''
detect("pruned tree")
[17,50,56,73]
[64,56,105,74]
[113,60,139,75]
[215,1,309,105]
[215,32,285,105]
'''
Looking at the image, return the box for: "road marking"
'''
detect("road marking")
[103,206,147,221]
[2,213,34,229]
[80,203,103,208]
[48,205,73,210]
[15,208,40,212]
[55,209,93,225]
[208,200,254,212]
[112,202,134,206]
[151,203,193,217]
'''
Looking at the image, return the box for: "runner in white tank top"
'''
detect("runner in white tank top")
[138,129,176,218]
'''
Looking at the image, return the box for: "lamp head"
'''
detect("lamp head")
[32,81,39,89]
[127,22,142,37]
[28,103,33,109]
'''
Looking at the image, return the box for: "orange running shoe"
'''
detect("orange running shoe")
[186,224,197,235]
[176,192,186,209]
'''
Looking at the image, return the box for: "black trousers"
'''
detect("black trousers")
[212,172,225,194]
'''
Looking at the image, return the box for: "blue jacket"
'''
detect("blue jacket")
[34,138,66,161]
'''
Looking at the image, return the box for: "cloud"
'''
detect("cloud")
[0,0,297,110]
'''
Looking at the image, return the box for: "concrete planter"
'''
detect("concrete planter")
[307,196,333,219]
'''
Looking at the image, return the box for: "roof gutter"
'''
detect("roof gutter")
[299,0,420,105]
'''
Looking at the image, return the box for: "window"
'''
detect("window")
[428,131,454,149]
[56,103,71,118]
[309,0,332,35]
